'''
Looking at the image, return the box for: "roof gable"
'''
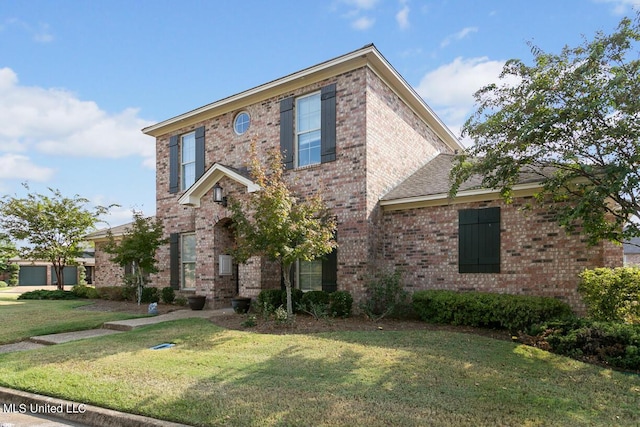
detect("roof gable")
[178,163,260,207]
[142,44,463,153]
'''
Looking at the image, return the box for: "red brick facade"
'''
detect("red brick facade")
[90,45,622,312]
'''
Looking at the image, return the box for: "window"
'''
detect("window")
[298,259,323,292]
[181,132,196,190]
[181,233,196,289]
[234,112,250,135]
[296,93,321,167]
[458,207,501,273]
[293,249,338,293]
[280,84,336,170]
[169,126,205,194]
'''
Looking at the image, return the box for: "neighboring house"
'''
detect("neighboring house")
[623,237,640,266]
[6,253,94,286]
[108,44,619,311]
[85,220,150,287]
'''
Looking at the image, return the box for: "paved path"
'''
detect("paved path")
[0,293,233,426]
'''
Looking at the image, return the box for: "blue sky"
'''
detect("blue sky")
[0,0,637,228]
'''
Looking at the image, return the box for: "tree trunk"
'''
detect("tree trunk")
[53,262,64,291]
[282,261,294,317]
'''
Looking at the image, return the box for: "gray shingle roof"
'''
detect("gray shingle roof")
[381,154,548,202]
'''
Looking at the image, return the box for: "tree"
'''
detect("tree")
[103,212,166,305]
[450,14,640,245]
[229,144,337,317]
[0,185,111,290]
[0,233,18,273]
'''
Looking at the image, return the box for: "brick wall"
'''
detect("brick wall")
[380,197,623,312]
[93,241,124,287]
[151,65,452,308]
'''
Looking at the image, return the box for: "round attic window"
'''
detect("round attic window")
[233,111,250,135]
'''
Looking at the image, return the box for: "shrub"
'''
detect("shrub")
[141,287,159,303]
[300,291,330,310]
[257,289,284,315]
[0,281,7,288]
[7,263,19,286]
[71,284,99,299]
[528,318,640,371]
[174,296,188,306]
[360,269,409,320]
[412,290,573,333]
[329,291,353,318]
[18,290,78,300]
[96,286,128,301]
[283,288,304,313]
[578,267,640,323]
[161,287,176,304]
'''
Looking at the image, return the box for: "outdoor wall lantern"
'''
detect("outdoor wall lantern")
[212,182,228,207]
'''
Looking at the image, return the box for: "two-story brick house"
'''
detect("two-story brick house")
[114,44,619,311]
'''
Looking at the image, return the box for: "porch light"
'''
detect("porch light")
[212,182,227,207]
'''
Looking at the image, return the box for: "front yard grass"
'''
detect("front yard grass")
[0,315,638,426]
[0,294,141,344]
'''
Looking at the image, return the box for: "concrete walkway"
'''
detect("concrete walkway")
[0,306,233,426]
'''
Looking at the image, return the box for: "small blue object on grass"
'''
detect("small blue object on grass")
[150,343,175,350]
[148,302,158,315]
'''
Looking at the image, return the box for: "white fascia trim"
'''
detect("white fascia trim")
[178,163,260,208]
[380,182,542,211]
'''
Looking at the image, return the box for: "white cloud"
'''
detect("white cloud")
[396,3,410,30]
[594,0,640,14]
[2,18,54,43]
[352,16,375,30]
[0,154,54,181]
[0,67,155,169]
[340,0,379,9]
[440,27,478,48]
[416,57,509,139]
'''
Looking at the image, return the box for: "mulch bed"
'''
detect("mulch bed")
[76,299,513,341]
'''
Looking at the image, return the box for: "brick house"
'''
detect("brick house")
[98,44,621,311]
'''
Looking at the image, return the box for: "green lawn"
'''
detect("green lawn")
[0,294,141,344]
[0,309,638,426]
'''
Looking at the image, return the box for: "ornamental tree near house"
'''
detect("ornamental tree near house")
[450,14,640,246]
[0,185,112,290]
[103,211,166,305]
[229,144,337,317]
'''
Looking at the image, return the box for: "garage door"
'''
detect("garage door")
[51,266,78,286]
[18,266,47,286]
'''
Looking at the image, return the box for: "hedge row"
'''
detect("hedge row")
[412,290,573,333]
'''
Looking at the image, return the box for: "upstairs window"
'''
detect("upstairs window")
[296,92,321,167]
[181,132,196,190]
[458,207,501,273]
[169,126,205,194]
[280,84,336,170]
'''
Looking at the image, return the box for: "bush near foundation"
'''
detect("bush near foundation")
[71,284,99,299]
[578,267,640,324]
[257,288,352,318]
[412,290,573,333]
[523,318,640,371]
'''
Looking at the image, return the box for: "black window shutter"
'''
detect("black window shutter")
[169,233,180,290]
[458,209,479,273]
[321,249,338,293]
[478,208,500,273]
[169,136,179,193]
[458,208,500,273]
[195,126,205,181]
[280,97,294,170]
[321,84,337,163]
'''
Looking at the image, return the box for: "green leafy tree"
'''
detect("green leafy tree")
[229,145,337,317]
[0,233,18,273]
[103,212,166,305]
[450,15,640,245]
[0,185,111,290]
